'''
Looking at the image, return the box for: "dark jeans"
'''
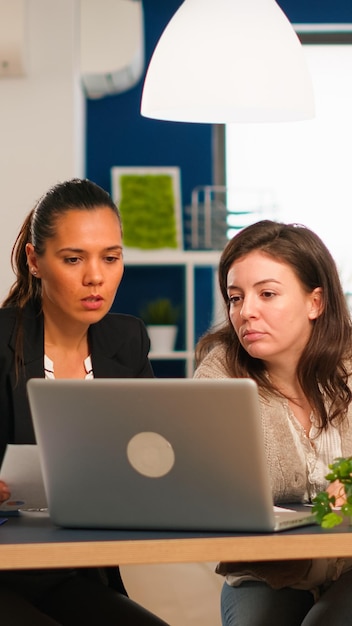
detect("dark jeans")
[221,568,352,626]
[0,569,169,625]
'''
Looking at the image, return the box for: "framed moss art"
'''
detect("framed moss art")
[111,166,183,250]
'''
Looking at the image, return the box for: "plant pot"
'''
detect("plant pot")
[147,325,178,353]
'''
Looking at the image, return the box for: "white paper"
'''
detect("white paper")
[0,444,47,513]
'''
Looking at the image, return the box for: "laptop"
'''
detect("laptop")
[26,377,315,532]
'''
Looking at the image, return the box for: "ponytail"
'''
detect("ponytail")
[2,210,42,309]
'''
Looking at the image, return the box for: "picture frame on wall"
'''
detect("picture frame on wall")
[111,166,183,250]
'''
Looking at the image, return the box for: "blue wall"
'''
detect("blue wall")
[278,1,352,24]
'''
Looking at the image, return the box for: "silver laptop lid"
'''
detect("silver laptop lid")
[27,378,277,531]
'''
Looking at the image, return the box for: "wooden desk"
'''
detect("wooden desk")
[1,514,352,571]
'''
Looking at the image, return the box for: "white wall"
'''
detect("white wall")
[0,0,85,300]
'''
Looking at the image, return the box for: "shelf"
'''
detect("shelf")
[123,249,221,266]
[149,350,192,360]
[123,250,220,377]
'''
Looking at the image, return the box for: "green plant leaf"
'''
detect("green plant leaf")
[320,512,344,529]
[312,456,352,528]
[341,502,352,516]
[140,298,180,325]
[312,492,335,524]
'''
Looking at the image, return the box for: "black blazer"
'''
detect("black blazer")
[0,302,153,464]
[0,302,153,596]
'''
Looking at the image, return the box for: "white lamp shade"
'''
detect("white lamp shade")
[140,0,315,123]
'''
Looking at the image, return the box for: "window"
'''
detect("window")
[225,27,352,291]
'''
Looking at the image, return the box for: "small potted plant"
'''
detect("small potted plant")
[312,457,352,528]
[140,298,180,353]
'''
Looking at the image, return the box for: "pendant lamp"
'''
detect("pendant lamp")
[140,0,315,123]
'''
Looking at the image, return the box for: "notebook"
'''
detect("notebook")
[26,377,315,532]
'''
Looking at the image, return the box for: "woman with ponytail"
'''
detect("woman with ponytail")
[0,178,168,626]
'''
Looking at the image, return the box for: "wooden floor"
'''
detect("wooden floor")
[121,562,223,626]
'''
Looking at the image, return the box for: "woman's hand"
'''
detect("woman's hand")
[327,479,346,508]
[0,480,10,504]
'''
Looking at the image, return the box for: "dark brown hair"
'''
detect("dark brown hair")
[195,220,352,428]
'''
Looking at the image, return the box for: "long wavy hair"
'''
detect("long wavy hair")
[195,220,352,428]
[2,178,122,374]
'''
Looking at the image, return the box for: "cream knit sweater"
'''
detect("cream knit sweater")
[194,344,352,502]
[194,344,352,591]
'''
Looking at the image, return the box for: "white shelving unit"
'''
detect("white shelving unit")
[124,250,221,377]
